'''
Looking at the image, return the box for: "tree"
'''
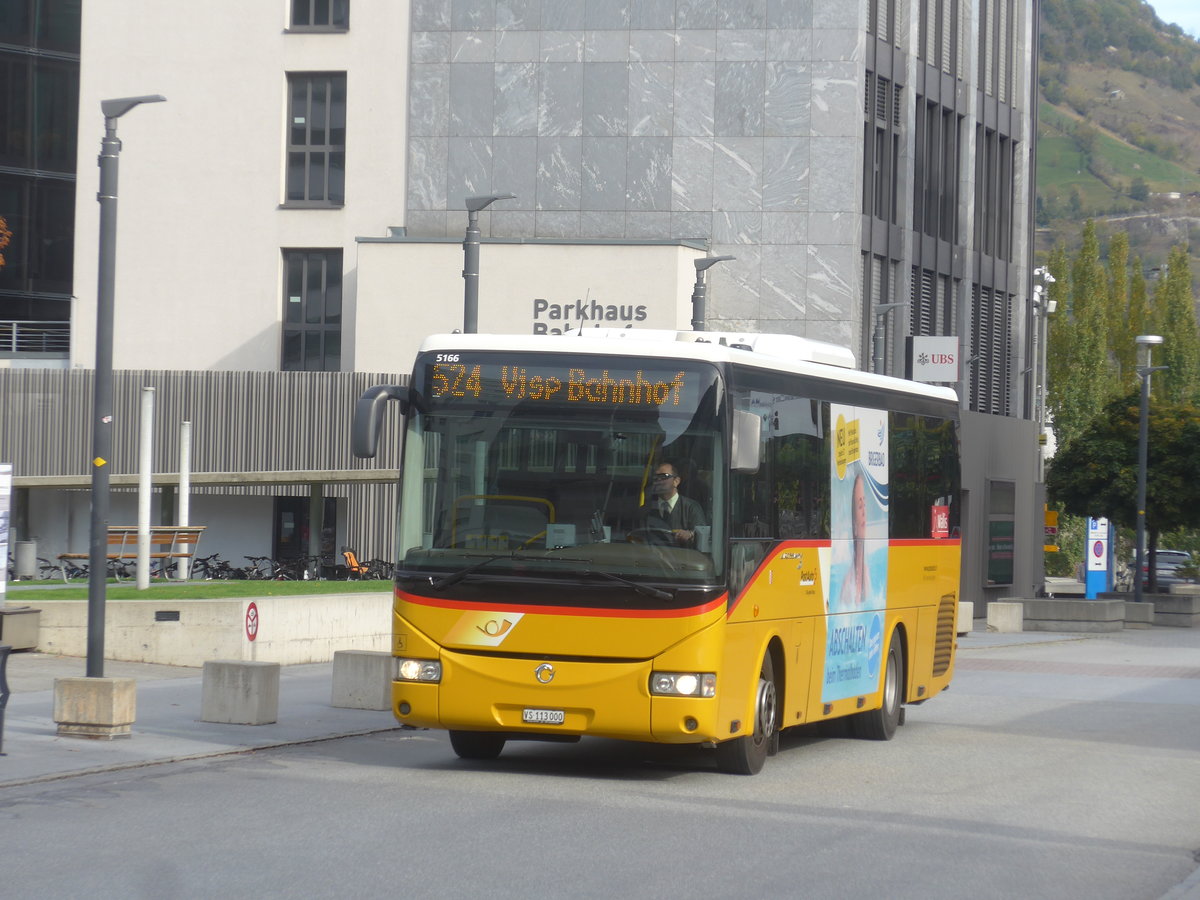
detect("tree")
[1124,255,1151,391]
[1047,221,1116,451]
[1047,392,1200,589]
[1105,231,1131,382]
[1149,245,1200,405]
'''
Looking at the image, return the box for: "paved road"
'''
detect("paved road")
[1,625,1198,899]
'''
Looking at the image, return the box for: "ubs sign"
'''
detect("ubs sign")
[906,335,960,383]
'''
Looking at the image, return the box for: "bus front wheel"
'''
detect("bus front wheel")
[715,653,778,775]
[449,730,506,760]
[850,637,903,741]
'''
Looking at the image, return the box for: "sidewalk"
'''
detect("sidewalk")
[0,651,399,788]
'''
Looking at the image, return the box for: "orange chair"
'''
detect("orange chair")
[341,547,368,579]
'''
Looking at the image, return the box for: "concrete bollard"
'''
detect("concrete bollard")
[53,676,136,739]
[1124,602,1155,629]
[201,660,280,725]
[986,601,1025,633]
[331,649,393,710]
[957,601,974,636]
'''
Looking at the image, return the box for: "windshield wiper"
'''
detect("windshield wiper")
[579,569,673,601]
[427,551,587,591]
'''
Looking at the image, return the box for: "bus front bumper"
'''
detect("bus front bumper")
[392,651,722,744]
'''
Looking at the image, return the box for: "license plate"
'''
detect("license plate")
[522,708,565,725]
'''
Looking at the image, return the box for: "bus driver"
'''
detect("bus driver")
[640,462,707,547]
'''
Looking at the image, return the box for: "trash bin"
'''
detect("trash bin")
[14,540,36,580]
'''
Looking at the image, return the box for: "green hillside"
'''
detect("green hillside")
[1037,0,1200,265]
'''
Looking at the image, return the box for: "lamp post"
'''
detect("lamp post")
[462,193,515,334]
[87,94,165,678]
[1033,267,1057,479]
[872,302,906,375]
[690,255,734,331]
[1133,334,1165,605]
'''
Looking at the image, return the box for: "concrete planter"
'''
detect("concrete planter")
[33,593,392,666]
[1020,598,1125,633]
[1150,593,1200,628]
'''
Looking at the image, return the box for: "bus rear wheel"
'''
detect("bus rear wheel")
[449,730,506,760]
[850,637,903,741]
[715,653,778,775]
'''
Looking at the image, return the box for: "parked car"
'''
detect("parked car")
[1135,549,1193,591]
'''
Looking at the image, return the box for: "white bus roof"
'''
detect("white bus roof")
[416,331,959,404]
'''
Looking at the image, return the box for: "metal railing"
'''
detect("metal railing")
[0,320,70,354]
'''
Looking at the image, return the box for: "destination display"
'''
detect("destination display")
[419,353,714,410]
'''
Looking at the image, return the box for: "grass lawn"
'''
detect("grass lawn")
[4,579,393,602]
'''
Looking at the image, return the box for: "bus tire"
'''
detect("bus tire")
[715,652,778,775]
[449,730,506,760]
[851,636,903,741]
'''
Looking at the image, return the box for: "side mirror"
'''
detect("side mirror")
[731,409,761,473]
[352,384,408,459]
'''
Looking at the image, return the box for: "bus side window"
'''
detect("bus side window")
[889,412,960,538]
[772,399,829,540]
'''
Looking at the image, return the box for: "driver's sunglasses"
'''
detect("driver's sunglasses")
[652,473,677,481]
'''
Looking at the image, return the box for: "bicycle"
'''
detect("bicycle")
[293,554,327,580]
[191,553,235,580]
[365,558,394,580]
[243,555,293,580]
[37,557,59,580]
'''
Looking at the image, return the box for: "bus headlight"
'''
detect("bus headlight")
[395,658,442,682]
[650,672,716,697]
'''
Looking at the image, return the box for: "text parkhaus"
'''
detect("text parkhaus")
[532,298,648,334]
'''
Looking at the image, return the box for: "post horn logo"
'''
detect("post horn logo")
[535,664,555,684]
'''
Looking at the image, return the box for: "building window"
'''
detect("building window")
[285,73,346,207]
[290,0,349,31]
[969,283,1012,416]
[973,126,1015,261]
[282,249,342,371]
[862,73,900,225]
[986,480,1015,586]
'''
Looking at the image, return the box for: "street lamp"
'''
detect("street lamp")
[462,193,515,334]
[872,302,906,375]
[690,255,734,331]
[1033,267,1057,478]
[87,94,165,678]
[1133,334,1166,605]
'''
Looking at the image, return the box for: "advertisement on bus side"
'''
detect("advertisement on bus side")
[823,406,888,702]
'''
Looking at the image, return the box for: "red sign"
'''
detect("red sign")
[931,505,950,539]
[245,601,259,642]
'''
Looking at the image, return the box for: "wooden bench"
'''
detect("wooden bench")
[57,525,206,582]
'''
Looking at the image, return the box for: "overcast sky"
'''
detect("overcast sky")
[1148,0,1200,38]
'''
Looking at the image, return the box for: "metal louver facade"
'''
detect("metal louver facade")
[0,369,407,561]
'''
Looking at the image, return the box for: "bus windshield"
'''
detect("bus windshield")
[395,351,726,590]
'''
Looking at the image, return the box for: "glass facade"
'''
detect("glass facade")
[0,0,80,332]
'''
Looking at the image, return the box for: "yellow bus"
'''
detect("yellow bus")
[353,330,961,774]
